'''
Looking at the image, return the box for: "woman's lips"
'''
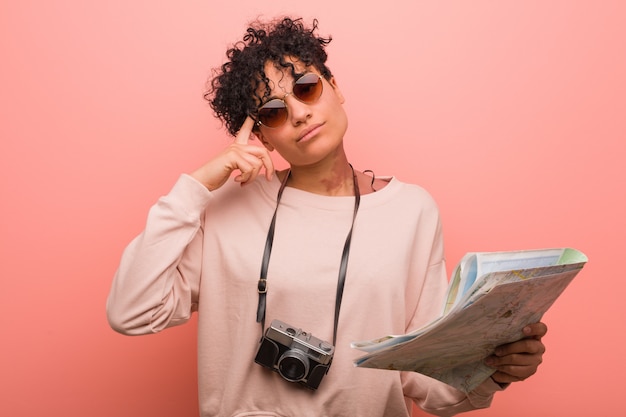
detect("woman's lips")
[297,123,324,143]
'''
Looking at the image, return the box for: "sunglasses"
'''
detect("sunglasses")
[254,73,324,128]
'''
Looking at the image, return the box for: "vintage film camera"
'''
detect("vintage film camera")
[254,319,335,390]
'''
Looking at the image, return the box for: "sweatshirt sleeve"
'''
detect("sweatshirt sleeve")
[403,373,504,417]
[401,192,503,415]
[106,174,212,335]
[401,256,504,414]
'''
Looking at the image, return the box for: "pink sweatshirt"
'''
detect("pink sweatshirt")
[107,173,501,416]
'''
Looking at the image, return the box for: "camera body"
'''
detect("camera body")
[254,319,335,390]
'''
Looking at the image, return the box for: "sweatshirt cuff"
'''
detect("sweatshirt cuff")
[460,377,507,410]
[163,174,213,218]
[470,376,507,398]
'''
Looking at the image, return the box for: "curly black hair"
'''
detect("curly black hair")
[205,17,333,136]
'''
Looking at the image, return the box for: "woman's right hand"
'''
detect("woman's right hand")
[190,117,274,191]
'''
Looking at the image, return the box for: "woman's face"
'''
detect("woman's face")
[254,59,348,168]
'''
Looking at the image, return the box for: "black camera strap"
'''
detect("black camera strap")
[256,164,361,345]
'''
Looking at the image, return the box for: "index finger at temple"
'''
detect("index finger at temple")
[235,116,256,145]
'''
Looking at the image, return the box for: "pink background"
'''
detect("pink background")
[2,1,624,416]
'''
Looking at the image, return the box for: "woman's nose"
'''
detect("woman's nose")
[285,94,312,125]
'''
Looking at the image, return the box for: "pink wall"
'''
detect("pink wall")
[2,1,624,416]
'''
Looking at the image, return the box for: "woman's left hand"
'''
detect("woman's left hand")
[485,322,548,385]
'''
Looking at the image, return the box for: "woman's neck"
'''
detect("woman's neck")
[280,157,355,196]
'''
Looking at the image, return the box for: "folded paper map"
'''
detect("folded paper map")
[352,248,587,393]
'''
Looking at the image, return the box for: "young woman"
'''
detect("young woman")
[107,17,547,417]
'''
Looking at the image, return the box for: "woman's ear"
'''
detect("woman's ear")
[255,130,275,151]
[328,76,345,104]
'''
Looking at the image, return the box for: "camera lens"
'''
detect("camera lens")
[278,349,309,382]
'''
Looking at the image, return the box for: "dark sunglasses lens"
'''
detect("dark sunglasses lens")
[293,74,323,103]
[258,99,288,127]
